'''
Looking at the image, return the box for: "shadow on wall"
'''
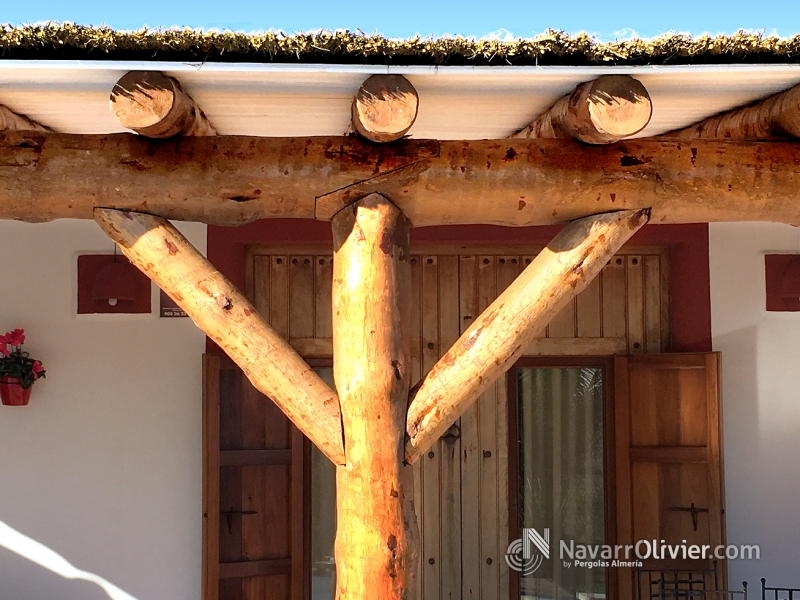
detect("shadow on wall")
[0,519,139,600]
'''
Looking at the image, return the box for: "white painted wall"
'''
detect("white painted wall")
[710,222,800,591]
[0,219,207,600]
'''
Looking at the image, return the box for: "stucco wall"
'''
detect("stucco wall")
[0,219,206,600]
[710,222,800,590]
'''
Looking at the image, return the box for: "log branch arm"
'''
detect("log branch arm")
[404,208,650,463]
[94,208,345,464]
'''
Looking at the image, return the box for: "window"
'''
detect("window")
[510,360,613,600]
[311,367,337,600]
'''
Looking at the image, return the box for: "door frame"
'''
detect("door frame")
[507,355,618,600]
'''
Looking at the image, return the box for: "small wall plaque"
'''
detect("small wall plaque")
[160,290,188,318]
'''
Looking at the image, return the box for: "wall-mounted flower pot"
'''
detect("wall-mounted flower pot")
[0,377,32,406]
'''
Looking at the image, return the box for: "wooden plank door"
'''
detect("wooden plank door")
[203,354,307,600]
[614,353,726,600]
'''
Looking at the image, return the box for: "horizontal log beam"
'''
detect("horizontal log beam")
[2,133,800,226]
[95,208,345,464]
[405,209,649,463]
[511,75,652,144]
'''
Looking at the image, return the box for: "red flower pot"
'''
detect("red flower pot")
[0,377,32,406]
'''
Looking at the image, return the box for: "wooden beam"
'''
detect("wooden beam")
[351,75,419,143]
[664,82,800,139]
[0,105,49,132]
[4,133,800,226]
[405,209,649,463]
[332,193,419,599]
[94,208,345,465]
[511,75,652,144]
[110,71,216,137]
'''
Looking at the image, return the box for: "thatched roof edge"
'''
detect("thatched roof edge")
[1,24,800,66]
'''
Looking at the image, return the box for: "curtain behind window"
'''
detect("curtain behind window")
[517,367,606,600]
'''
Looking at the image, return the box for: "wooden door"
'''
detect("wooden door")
[614,353,726,600]
[202,354,308,600]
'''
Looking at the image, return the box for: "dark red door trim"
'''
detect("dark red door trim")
[207,220,711,353]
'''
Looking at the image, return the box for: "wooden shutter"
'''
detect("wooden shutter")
[614,353,726,600]
[202,354,308,600]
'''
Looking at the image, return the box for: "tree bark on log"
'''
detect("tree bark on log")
[110,71,216,137]
[351,75,419,143]
[332,193,419,600]
[511,75,652,144]
[4,133,800,227]
[0,105,49,132]
[664,82,800,139]
[405,209,649,462]
[95,208,345,464]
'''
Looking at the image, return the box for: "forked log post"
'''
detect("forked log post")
[110,71,216,137]
[664,82,800,139]
[405,209,649,462]
[351,75,419,143]
[512,75,652,144]
[0,105,49,132]
[94,208,345,464]
[332,193,419,600]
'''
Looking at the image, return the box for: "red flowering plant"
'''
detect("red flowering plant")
[0,329,46,389]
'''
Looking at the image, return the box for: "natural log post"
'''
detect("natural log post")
[332,193,419,599]
[94,208,345,464]
[0,105,49,132]
[110,71,216,137]
[664,82,800,139]
[351,75,419,143]
[511,75,652,144]
[405,209,649,462]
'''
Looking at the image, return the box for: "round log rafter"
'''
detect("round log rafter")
[511,74,653,144]
[109,70,216,138]
[351,74,419,143]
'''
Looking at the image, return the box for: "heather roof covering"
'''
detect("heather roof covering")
[1,24,800,65]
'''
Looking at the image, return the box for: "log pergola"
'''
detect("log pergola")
[4,68,800,600]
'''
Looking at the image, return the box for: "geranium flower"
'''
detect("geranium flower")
[0,345,8,357]
[6,329,25,347]
[31,361,44,379]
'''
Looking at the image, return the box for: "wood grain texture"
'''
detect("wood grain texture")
[203,355,222,600]
[95,208,345,464]
[615,354,727,597]
[405,209,649,463]
[110,71,216,137]
[331,193,419,600]
[664,82,800,139]
[352,75,419,143]
[511,75,652,144]
[0,105,49,132]
[2,134,800,227]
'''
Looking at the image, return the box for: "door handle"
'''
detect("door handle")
[667,503,709,532]
[221,509,258,533]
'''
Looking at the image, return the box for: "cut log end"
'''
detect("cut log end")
[583,75,652,141]
[352,75,419,143]
[514,75,652,144]
[110,71,216,138]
